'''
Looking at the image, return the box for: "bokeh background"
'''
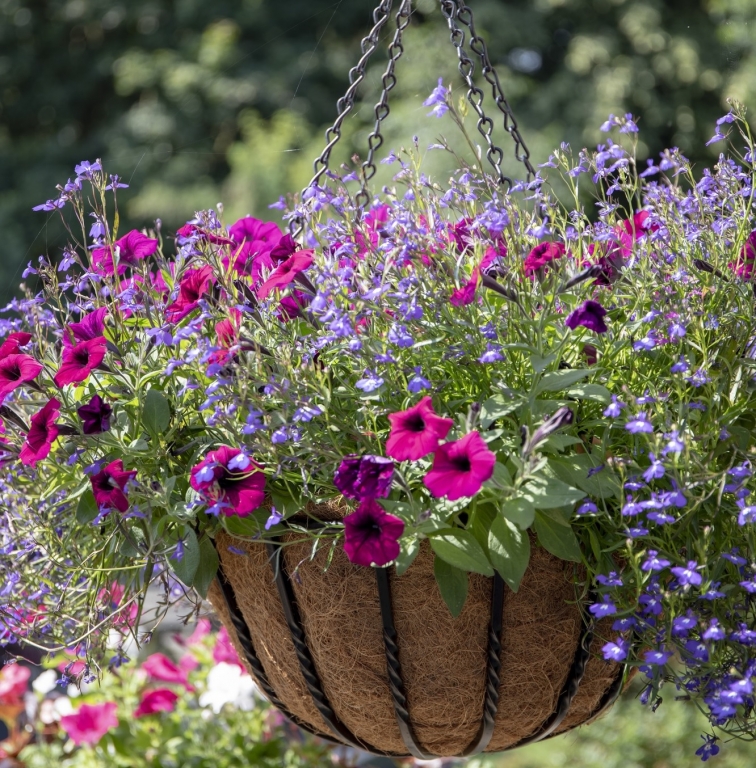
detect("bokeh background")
[2,0,756,305]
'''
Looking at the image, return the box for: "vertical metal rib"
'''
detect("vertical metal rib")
[461,571,505,755]
[509,597,596,749]
[375,566,436,760]
[265,541,380,754]
[212,559,340,744]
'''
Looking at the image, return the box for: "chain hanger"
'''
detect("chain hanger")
[290,0,534,237]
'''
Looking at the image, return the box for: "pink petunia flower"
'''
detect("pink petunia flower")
[60,701,118,746]
[54,337,107,387]
[450,267,480,306]
[186,618,212,647]
[225,216,284,278]
[0,332,32,359]
[90,459,137,513]
[91,230,158,276]
[142,653,191,689]
[63,308,107,348]
[0,354,44,399]
[523,241,565,277]
[213,626,244,671]
[256,251,314,300]
[20,397,60,467]
[731,230,756,279]
[385,396,454,462]
[190,446,265,516]
[176,222,234,246]
[343,499,404,567]
[423,431,496,500]
[0,663,31,705]
[134,688,179,718]
[165,265,215,323]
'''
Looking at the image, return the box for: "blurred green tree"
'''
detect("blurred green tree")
[1,0,755,301]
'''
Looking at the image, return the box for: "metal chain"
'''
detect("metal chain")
[440,0,511,188]
[453,2,536,181]
[356,0,413,208]
[291,0,535,236]
[290,0,396,236]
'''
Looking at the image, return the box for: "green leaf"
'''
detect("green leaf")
[470,503,497,553]
[429,529,494,576]
[433,556,469,617]
[542,434,584,452]
[521,475,586,508]
[480,393,523,428]
[171,528,200,587]
[76,490,99,524]
[549,455,621,501]
[193,536,220,598]
[565,383,612,404]
[395,537,420,576]
[535,369,591,394]
[500,497,536,529]
[534,512,582,562]
[531,352,557,373]
[483,462,513,490]
[142,388,171,435]
[488,516,531,592]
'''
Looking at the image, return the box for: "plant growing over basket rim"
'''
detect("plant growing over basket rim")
[3,88,756,759]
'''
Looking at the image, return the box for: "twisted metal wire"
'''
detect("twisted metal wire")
[290,0,396,237]
[356,0,414,207]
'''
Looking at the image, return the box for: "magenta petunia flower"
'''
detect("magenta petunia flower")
[60,702,118,746]
[256,250,314,300]
[63,308,107,348]
[343,499,404,567]
[0,332,32,359]
[731,230,756,279]
[77,395,112,434]
[176,222,234,246]
[134,688,179,718]
[54,336,107,387]
[213,626,244,670]
[90,459,137,513]
[226,216,284,277]
[423,431,496,500]
[91,230,158,276]
[142,653,192,687]
[20,398,61,467]
[334,454,394,500]
[450,267,480,306]
[190,445,266,517]
[0,354,44,399]
[165,265,215,323]
[620,210,655,240]
[565,300,609,334]
[523,241,565,277]
[385,396,454,462]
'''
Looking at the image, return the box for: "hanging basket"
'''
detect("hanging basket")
[208,514,628,758]
[204,0,630,758]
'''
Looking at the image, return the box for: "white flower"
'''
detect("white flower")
[32,669,58,695]
[199,662,257,713]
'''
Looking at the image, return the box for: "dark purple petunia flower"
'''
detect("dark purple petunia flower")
[565,300,609,334]
[77,395,113,435]
[343,499,404,567]
[334,454,394,501]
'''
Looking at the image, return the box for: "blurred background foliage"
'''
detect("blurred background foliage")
[1,0,755,303]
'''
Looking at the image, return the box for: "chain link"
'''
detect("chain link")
[356,0,413,208]
[290,0,396,236]
[291,0,535,237]
[453,2,536,181]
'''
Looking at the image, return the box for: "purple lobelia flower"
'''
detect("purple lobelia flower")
[343,499,404,567]
[77,395,112,435]
[671,561,703,586]
[423,78,449,118]
[565,300,609,334]
[334,455,394,501]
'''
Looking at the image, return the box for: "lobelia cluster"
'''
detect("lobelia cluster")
[3,87,756,761]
